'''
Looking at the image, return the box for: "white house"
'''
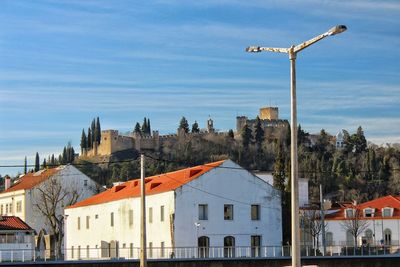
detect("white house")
[0,165,98,255]
[323,195,400,254]
[0,216,35,262]
[65,159,282,260]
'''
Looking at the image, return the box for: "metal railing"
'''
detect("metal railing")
[1,245,400,263]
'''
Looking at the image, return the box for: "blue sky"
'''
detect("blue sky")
[1,0,399,175]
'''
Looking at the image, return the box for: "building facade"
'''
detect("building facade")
[322,195,400,254]
[0,165,98,253]
[65,160,282,260]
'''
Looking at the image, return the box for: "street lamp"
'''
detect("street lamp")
[246,25,346,267]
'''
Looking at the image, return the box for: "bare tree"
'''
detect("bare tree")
[34,176,81,258]
[340,207,369,247]
[301,208,327,251]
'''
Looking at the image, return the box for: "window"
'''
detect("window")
[77,217,81,230]
[224,236,235,257]
[384,229,392,245]
[224,204,234,220]
[111,212,114,227]
[149,207,153,223]
[345,209,354,218]
[16,201,22,213]
[251,205,260,220]
[251,235,261,257]
[9,203,12,213]
[161,241,165,258]
[326,232,333,246]
[86,216,90,229]
[1,204,3,214]
[129,209,133,226]
[364,229,373,245]
[160,206,165,222]
[364,208,374,217]
[5,204,8,214]
[198,236,210,258]
[149,242,153,258]
[95,214,99,219]
[383,208,392,217]
[346,230,353,246]
[198,204,208,220]
[84,180,88,186]
[129,243,133,258]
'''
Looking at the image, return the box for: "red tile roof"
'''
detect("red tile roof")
[0,216,33,231]
[1,168,61,193]
[68,160,225,209]
[325,195,400,220]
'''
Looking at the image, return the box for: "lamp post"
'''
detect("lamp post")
[246,25,346,267]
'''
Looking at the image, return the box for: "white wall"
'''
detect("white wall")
[64,191,175,260]
[174,160,282,248]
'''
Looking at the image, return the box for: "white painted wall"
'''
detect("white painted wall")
[174,160,282,248]
[64,191,175,260]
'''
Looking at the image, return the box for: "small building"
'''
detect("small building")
[0,165,98,256]
[65,160,282,260]
[0,216,35,261]
[323,195,400,254]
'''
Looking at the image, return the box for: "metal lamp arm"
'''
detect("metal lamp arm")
[293,32,330,53]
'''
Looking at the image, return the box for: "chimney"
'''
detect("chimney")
[4,175,11,190]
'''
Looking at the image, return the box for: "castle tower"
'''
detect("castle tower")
[206,116,215,133]
[259,107,279,120]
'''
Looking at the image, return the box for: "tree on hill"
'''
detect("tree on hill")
[34,152,40,172]
[191,121,200,133]
[254,116,265,148]
[352,126,367,154]
[228,129,234,139]
[142,117,149,135]
[147,118,151,135]
[24,156,27,174]
[178,117,190,134]
[95,117,101,144]
[80,129,87,154]
[241,123,252,148]
[87,128,92,150]
[134,122,142,135]
[91,119,96,146]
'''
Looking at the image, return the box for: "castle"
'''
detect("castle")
[82,107,287,157]
[236,107,289,138]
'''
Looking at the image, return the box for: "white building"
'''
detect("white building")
[323,195,400,253]
[335,130,344,149]
[0,216,35,262]
[0,165,98,253]
[65,159,282,260]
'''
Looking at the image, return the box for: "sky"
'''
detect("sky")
[0,0,399,176]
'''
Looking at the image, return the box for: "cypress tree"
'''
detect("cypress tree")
[87,128,92,149]
[91,119,96,146]
[62,147,67,164]
[241,124,252,148]
[147,118,151,135]
[141,117,148,135]
[51,154,55,166]
[24,156,27,174]
[254,116,265,147]
[96,117,101,144]
[34,152,40,172]
[228,129,234,139]
[80,129,87,153]
[42,158,47,169]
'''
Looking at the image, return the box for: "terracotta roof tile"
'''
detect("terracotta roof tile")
[68,160,225,209]
[1,168,61,193]
[0,216,33,231]
[325,195,400,220]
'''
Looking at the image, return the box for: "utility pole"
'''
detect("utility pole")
[140,154,147,267]
[320,184,326,255]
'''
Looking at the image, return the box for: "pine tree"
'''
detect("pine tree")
[228,129,234,139]
[42,158,47,169]
[96,117,101,144]
[80,129,87,153]
[178,117,189,134]
[24,156,27,174]
[51,154,55,166]
[134,122,142,135]
[273,142,286,192]
[241,123,252,148]
[353,126,367,153]
[191,121,200,133]
[62,147,67,164]
[34,152,40,172]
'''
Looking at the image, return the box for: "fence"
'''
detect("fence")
[0,245,400,263]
